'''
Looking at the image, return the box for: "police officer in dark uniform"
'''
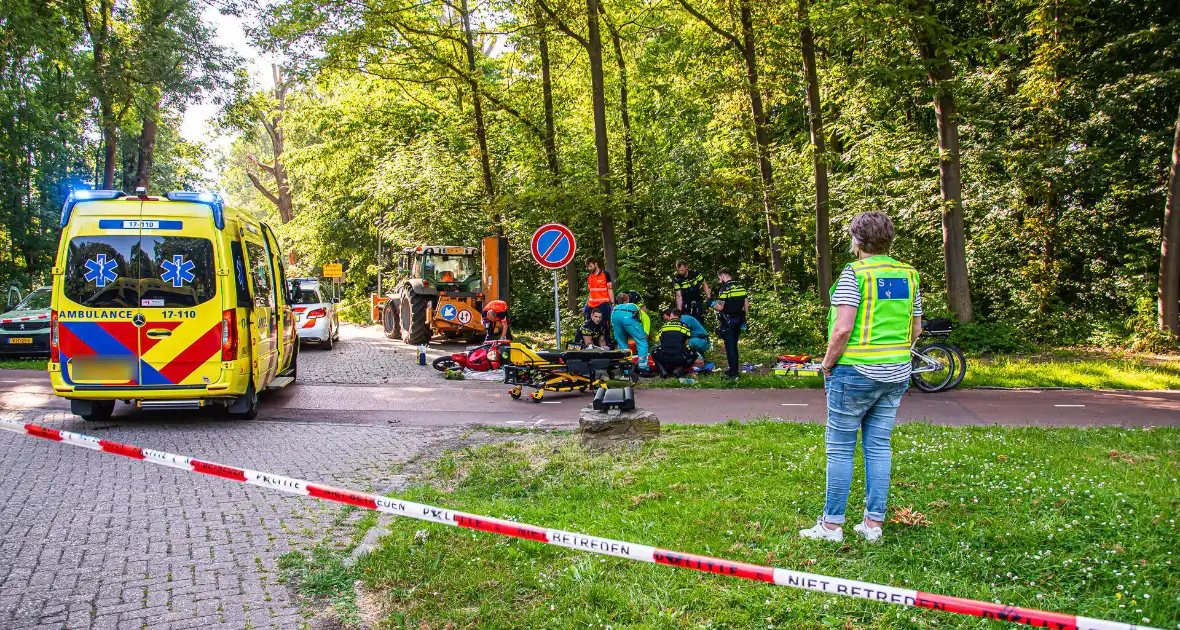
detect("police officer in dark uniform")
[652,308,696,378]
[673,260,711,320]
[712,268,748,379]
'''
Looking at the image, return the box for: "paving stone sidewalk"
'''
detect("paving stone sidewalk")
[0,409,465,630]
[295,323,467,385]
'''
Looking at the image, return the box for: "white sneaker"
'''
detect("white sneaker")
[799,518,843,542]
[854,521,883,543]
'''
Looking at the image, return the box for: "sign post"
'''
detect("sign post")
[530,223,577,349]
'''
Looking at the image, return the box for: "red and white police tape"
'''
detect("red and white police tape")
[0,313,48,324]
[0,417,1156,630]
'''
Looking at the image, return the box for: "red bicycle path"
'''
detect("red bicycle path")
[2,369,1177,429]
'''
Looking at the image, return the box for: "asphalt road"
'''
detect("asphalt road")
[3,323,1177,430]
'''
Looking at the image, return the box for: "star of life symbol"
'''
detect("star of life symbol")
[84,254,119,287]
[161,255,195,288]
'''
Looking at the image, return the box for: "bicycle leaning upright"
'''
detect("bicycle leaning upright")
[909,317,967,393]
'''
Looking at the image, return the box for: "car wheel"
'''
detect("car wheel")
[230,380,259,419]
[323,329,333,351]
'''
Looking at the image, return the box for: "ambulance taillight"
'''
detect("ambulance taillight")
[49,310,59,363]
[221,309,237,360]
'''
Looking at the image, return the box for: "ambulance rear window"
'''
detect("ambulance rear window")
[63,236,141,308]
[64,235,217,308]
[138,236,217,307]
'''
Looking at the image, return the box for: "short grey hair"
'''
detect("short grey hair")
[849,212,895,255]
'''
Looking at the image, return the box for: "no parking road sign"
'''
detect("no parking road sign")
[530,223,577,270]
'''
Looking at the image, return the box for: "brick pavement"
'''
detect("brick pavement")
[295,323,470,385]
[0,409,467,630]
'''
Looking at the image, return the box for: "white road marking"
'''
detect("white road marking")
[1054,404,1086,408]
[532,419,546,427]
[780,403,808,406]
[504,420,525,425]
[541,401,561,404]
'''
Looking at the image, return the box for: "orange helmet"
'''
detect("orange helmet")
[440,271,456,283]
[484,300,508,318]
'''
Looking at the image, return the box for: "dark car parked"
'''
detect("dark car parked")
[0,287,51,356]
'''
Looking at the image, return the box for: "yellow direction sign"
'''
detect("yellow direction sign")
[323,263,343,278]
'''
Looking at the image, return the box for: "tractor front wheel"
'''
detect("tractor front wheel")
[383,301,401,339]
[404,293,432,345]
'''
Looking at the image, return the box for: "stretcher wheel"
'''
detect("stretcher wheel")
[530,391,544,403]
[509,387,522,400]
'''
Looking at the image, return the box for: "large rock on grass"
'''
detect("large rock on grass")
[579,406,660,449]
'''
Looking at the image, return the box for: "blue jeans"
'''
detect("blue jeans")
[822,365,907,524]
[612,313,649,364]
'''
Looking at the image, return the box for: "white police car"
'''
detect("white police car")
[290,279,340,349]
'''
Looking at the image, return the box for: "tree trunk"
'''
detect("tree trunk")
[798,0,831,304]
[100,101,117,189]
[536,4,559,185]
[585,0,617,280]
[535,6,578,312]
[135,90,161,192]
[460,0,498,235]
[738,0,784,279]
[915,9,973,323]
[1160,103,1180,336]
[602,12,634,219]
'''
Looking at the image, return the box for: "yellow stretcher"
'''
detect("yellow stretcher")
[497,343,637,402]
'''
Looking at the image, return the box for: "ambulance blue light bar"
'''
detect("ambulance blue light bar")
[165,191,225,229]
[60,190,126,227]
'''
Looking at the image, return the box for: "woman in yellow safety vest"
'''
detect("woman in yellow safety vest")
[800,211,923,545]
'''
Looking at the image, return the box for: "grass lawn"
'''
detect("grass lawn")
[282,422,1179,629]
[0,357,44,370]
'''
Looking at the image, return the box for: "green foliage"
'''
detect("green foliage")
[949,320,1035,355]
[222,0,1180,352]
[744,289,827,353]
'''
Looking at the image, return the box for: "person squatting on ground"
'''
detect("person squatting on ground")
[800,211,922,545]
[680,310,710,359]
[585,257,614,342]
[652,308,697,377]
[482,300,512,341]
[673,261,711,320]
[611,292,650,371]
[712,269,748,378]
[577,308,609,348]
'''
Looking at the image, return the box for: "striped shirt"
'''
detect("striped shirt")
[831,265,923,383]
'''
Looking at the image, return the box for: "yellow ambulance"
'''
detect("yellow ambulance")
[49,189,299,421]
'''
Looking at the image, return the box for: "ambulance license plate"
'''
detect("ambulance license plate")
[7,337,32,344]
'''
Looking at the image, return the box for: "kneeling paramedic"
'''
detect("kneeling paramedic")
[652,308,696,377]
[680,311,710,359]
[482,300,512,341]
[576,309,608,348]
[713,269,748,378]
[611,293,650,371]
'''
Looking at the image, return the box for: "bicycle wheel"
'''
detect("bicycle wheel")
[944,343,967,390]
[911,343,955,393]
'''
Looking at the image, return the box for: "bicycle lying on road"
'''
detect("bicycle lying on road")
[909,318,966,393]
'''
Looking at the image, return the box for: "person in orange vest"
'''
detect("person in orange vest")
[585,257,614,343]
[482,300,512,341]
